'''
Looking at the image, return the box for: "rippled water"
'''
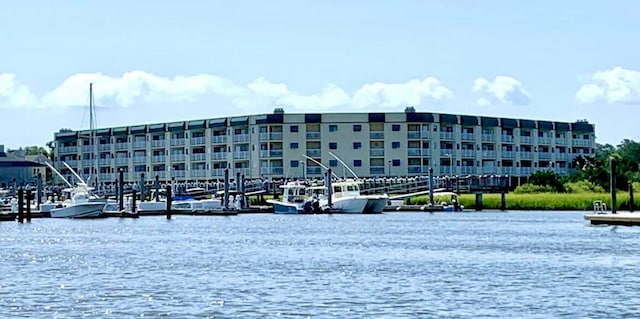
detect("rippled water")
[1,211,640,318]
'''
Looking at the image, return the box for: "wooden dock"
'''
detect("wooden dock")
[584,212,640,226]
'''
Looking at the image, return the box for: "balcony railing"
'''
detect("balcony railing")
[133,156,146,164]
[369,132,384,140]
[170,139,185,146]
[233,151,250,160]
[369,149,384,157]
[152,156,166,163]
[211,135,227,144]
[191,169,209,178]
[305,132,321,140]
[556,153,569,160]
[190,137,206,145]
[233,134,250,143]
[501,135,514,143]
[538,137,551,144]
[305,149,321,157]
[407,148,421,157]
[170,154,186,161]
[306,167,322,175]
[115,158,128,165]
[482,134,495,142]
[98,158,111,166]
[538,152,551,160]
[98,144,111,151]
[211,168,226,176]
[82,145,93,152]
[235,168,250,176]
[408,165,422,174]
[151,171,166,179]
[58,146,77,154]
[422,149,431,157]
[369,166,385,175]
[260,167,285,175]
[461,132,475,141]
[82,159,92,166]
[98,173,114,181]
[520,136,533,144]
[460,149,476,158]
[520,151,534,159]
[439,132,454,140]
[520,167,533,176]
[211,152,227,160]
[151,140,166,148]
[502,151,516,159]
[114,143,128,150]
[132,141,146,149]
[259,150,283,158]
[482,150,497,158]
[259,132,283,141]
[440,150,454,157]
[555,138,567,145]
[440,166,453,174]
[407,132,421,139]
[171,170,186,178]
[572,139,591,146]
[191,153,207,162]
[460,166,476,175]
[501,167,517,175]
[481,167,497,174]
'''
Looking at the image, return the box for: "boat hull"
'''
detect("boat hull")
[330,197,369,214]
[267,200,303,214]
[362,195,389,214]
[50,202,106,218]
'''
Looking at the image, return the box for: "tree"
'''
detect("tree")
[46,141,55,161]
[24,146,49,157]
[528,170,565,192]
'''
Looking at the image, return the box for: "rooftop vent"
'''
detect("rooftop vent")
[404,106,416,113]
[273,108,285,114]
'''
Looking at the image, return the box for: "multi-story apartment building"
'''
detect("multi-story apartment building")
[53,109,595,185]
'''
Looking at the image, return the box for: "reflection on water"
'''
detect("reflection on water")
[1,211,640,318]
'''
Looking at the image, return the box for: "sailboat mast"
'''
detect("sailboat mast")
[90,83,99,187]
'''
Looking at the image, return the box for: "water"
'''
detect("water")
[1,211,640,318]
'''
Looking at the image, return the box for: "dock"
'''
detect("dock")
[584,212,640,226]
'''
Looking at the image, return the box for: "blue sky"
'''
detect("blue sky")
[1,0,639,150]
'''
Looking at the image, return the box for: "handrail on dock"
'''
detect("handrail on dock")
[593,200,607,214]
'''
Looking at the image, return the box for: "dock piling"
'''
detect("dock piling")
[118,168,124,211]
[17,188,24,223]
[139,173,145,202]
[241,174,246,209]
[475,192,483,211]
[166,186,172,219]
[36,173,42,210]
[131,190,137,213]
[326,168,333,207]
[610,157,617,214]
[500,191,506,211]
[428,168,434,206]
[630,182,635,212]
[223,168,230,209]
[26,189,32,222]
[154,175,160,202]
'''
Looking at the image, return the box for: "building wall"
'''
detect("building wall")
[53,112,596,183]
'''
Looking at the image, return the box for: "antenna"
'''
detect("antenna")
[62,161,86,185]
[328,152,359,179]
[44,162,73,188]
[302,155,340,179]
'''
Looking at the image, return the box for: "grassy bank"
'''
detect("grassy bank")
[411,192,640,211]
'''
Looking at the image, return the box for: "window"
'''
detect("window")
[290,125,299,133]
[329,125,338,132]
[353,142,362,149]
[392,159,401,166]
[392,141,400,149]
[392,124,401,131]
[354,159,362,167]
[329,160,338,167]
[329,142,337,150]
[290,142,298,149]
[353,124,362,132]
[290,160,299,167]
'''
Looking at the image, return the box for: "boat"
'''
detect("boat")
[49,186,106,218]
[267,181,323,214]
[0,212,16,222]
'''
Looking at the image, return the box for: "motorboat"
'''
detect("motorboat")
[314,179,388,214]
[50,190,106,218]
[267,181,323,214]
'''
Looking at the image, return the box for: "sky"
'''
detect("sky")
[1,0,639,150]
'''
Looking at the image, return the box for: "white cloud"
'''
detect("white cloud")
[472,76,532,106]
[576,67,640,104]
[0,71,453,111]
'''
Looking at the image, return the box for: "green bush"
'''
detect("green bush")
[563,180,606,193]
[513,183,556,193]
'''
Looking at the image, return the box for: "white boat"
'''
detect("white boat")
[267,181,316,214]
[315,179,388,214]
[50,187,106,218]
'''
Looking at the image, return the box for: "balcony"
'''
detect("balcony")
[98,173,114,181]
[538,152,551,160]
[211,168,226,177]
[369,166,385,175]
[555,138,567,145]
[82,145,93,152]
[520,136,533,144]
[152,156,166,163]
[170,139,185,146]
[482,134,496,142]
[259,150,283,158]
[305,149,321,157]
[369,149,384,157]
[440,149,454,157]
[151,171,167,179]
[407,148,421,157]
[502,151,516,159]
[98,158,111,166]
[170,154,186,162]
[171,170,186,178]
[133,141,146,149]
[59,146,77,154]
[460,149,476,158]
[460,166,476,175]
[82,159,93,166]
[461,133,475,141]
[233,134,250,143]
[235,168,250,176]
[190,137,206,145]
[259,132,283,141]
[556,153,569,160]
[114,143,128,150]
[233,151,250,160]
[306,166,322,175]
[191,169,209,178]
[501,135,514,143]
[98,144,111,152]
[260,167,284,175]
[481,167,497,174]
[369,132,384,140]
[439,132,454,140]
[520,167,533,176]
[211,152,227,160]
[440,166,453,174]
[407,132,421,139]
[151,140,166,148]
[115,158,128,165]
[421,149,431,157]
[305,132,321,140]
[556,168,569,176]
[501,167,517,175]
[572,139,591,146]
[538,137,551,144]
[482,150,497,158]
[133,156,147,164]
[211,135,227,144]
[191,153,207,162]
[520,151,534,159]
